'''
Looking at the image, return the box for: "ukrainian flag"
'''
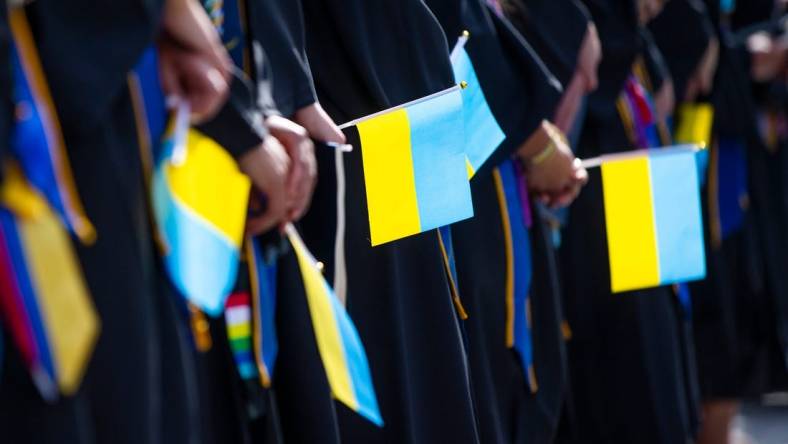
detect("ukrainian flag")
[353,87,473,246]
[450,38,505,178]
[152,105,251,316]
[286,225,383,426]
[601,146,706,293]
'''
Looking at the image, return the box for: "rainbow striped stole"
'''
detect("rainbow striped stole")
[286,225,383,426]
[224,239,279,386]
[225,292,257,380]
[0,168,98,400]
[7,8,94,244]
[493,159,536,392]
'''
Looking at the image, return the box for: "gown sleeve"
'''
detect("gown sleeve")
[194,76,268,159]
[639,28,670,93]
[425,0,563,174]
[649,0,715,101]
[195,0,278,159]
[24,0,164,133]
[504,0,591,86]
[300,0,457,121]
[580,0,641,121]
[247,0,317,118]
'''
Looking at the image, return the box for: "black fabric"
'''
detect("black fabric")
[195,78,267,159]
[248,0,317,118]
[504,0,590,87]
[639,29,669,92]
[649,0,715,101]
[25,0,163,134]
[297,1,480,442]
[0,329,95,444]
[581,0,641,123]
[452,174,570,444]
[425,0,562,177]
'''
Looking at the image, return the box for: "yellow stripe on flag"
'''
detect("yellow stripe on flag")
[288,229,358,410]
[165,129,250,246]
[601,157,660,293]
[18,195,99,395]
[357,110,421,246]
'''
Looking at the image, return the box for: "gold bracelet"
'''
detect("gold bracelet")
[530,141,557,166]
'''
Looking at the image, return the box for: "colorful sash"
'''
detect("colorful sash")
[7,8,94,244]
[246,238,278,387]
[494,159,536,393]
[0,168,98,400]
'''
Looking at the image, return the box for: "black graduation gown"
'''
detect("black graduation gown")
[424,1,579,443]
[649,0,716,103]
[504,0,590,87]
[559,2,697,442]
[0,2,203,443]
[296,1,479,442]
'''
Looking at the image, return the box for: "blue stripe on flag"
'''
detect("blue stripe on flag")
[152,171,240,316]
[326,280,383,426]
[407,89,472,231]
[650,150,706,284]
[451,47,505,172]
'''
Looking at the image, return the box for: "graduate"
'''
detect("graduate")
[423,0,590,442]
[559,1,701,442]
[237,2,355,443]
[291,1,483,441]
[189,1,348,442]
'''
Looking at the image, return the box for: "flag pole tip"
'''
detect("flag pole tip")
[462,30,470,37]
[460,81,468,89]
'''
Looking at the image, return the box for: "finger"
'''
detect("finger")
[246,213,278,235]
[159,56,183,103]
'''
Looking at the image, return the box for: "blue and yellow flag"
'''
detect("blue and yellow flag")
[450,35,505,178]
[286,225,383,426]
[350,87,473,246]
[152,104,251,316]
[0,168,98,400]
[601,146,706,293]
